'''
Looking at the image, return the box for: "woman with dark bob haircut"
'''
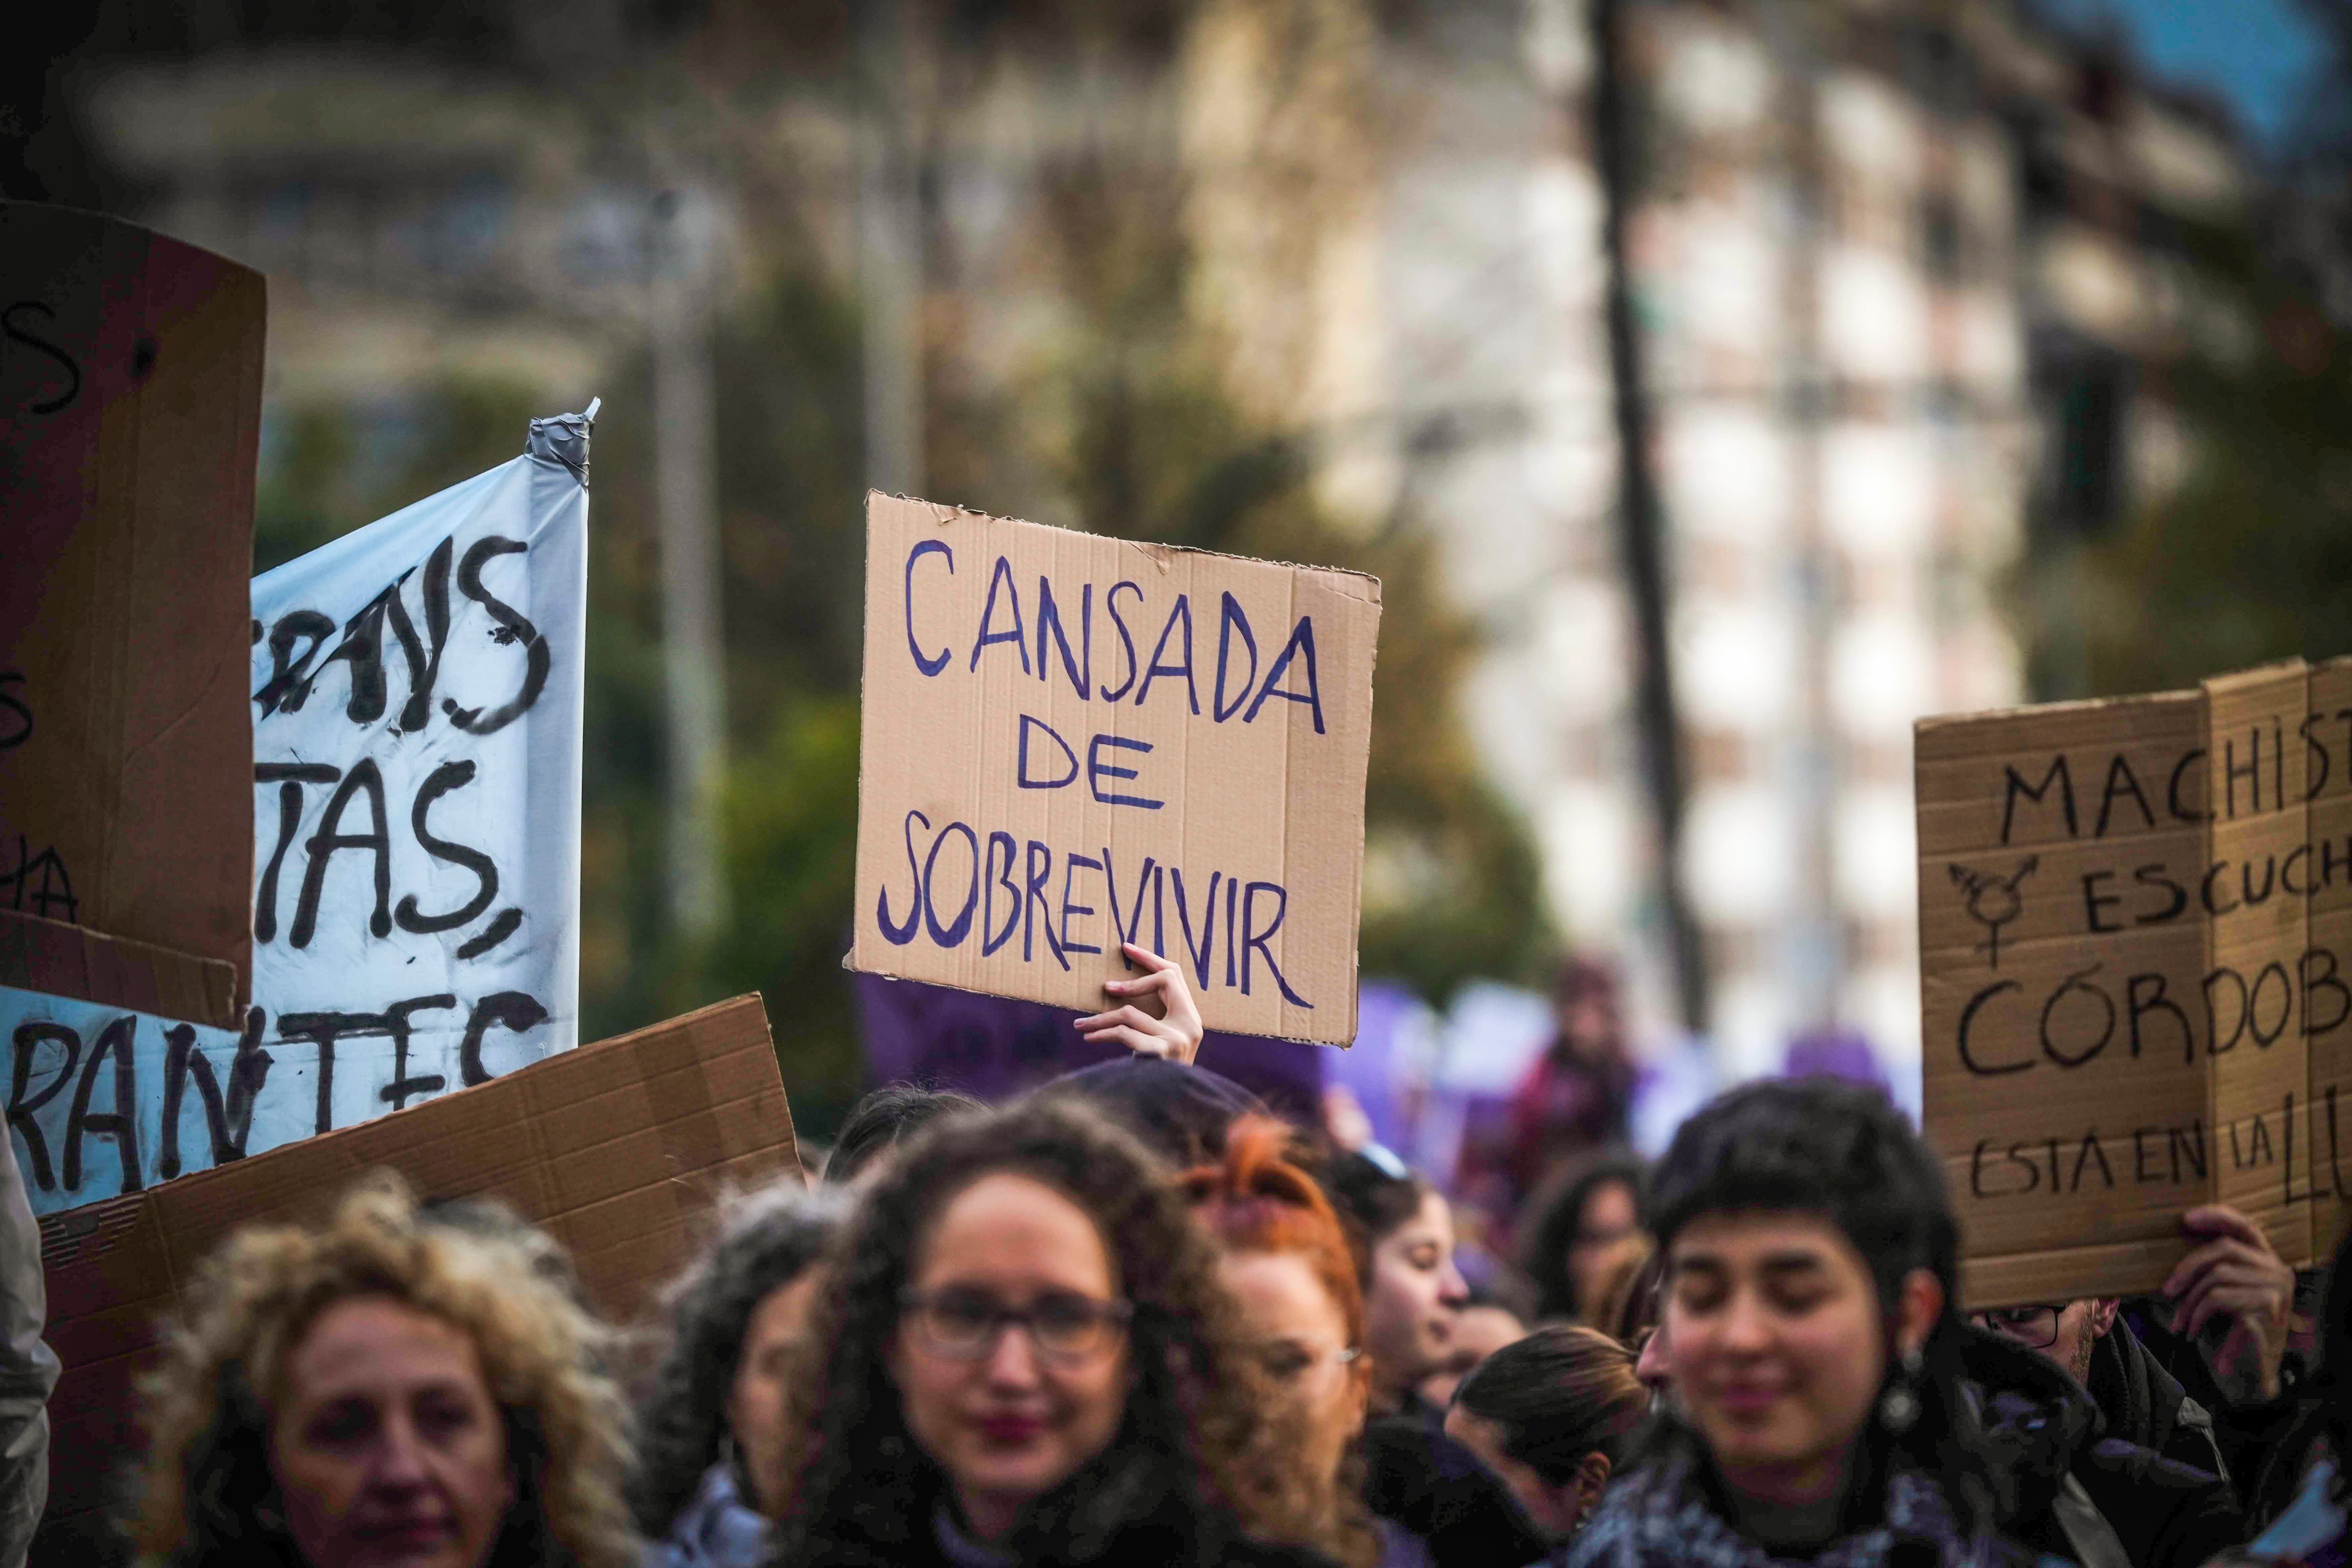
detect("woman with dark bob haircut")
[1564,1078,2042,1568]
[128,1174,635,1568]
[764,1095,1339,1568]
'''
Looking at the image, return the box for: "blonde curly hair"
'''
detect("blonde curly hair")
[127,1174,637,1568]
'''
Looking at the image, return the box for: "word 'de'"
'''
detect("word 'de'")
[1920,659,2352,1307]
[850,496,1380,1045]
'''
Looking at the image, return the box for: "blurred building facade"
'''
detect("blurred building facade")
[1160,0,2253,1085]
[62,0,2253,1089]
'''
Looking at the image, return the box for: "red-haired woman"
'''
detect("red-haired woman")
[1183,1117,1399,1568]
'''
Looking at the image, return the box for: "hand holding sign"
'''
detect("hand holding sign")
[2162,1203,2296,1403]
[1076,942,1205,1064]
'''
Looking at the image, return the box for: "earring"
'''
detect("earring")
[1877,1347,1924,1434]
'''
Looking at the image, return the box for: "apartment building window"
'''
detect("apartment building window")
[2037,340,2132,536]
[1918,192,1966,282]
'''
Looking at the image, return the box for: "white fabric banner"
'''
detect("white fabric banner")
[6,410,589,1215]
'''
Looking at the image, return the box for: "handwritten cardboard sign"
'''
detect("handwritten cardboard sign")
[0,203,264,1024]
[1919,658,2352,1306]
[850,495,1381,1045]
[0,416,589,1216]
[34,993,798,1542]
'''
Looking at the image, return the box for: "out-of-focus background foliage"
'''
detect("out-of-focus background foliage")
[5,0,2344,1133]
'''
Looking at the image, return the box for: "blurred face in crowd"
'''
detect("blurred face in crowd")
[729,1272,825,1512]
[1560,988,1618,1063]
[1665,1211,1939,1510]
[1566,1180,1641,1321]
[890,1173,1131,1544]
[1420,1303,1526,1407]
[1365,1189,1470,1404]
[269,1296,514,1568]
[1221,1250,1370,1487]
[1972,1298,2115,1384]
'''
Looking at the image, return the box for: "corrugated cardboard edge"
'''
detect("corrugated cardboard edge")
[0,909,238,1029]
[34,993,796,1534]
[865,491,1386,604]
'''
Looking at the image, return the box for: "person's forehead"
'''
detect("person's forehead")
[917,1171,1116,1286]
[282,1298,485,1401]
[1669,1210,1862,1269]
[1385,1191,1448,1240]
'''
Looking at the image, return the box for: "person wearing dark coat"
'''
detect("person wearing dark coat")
[2088,1312,2231,1477]
[1956,1322,2244,1568]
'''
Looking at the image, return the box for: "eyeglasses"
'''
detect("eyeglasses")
[1251,1339,1362,1387]
[1971,1304,2061,1349]
[901,1288,1133,1365]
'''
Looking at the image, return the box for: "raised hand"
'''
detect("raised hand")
[2163,1203,2295,1403]
[1075,942,1206,1065]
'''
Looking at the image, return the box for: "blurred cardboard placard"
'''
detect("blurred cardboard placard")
[850,494,1381,1046]
[1919,658,2352,1307]
[35,992,797,1535]
[0,203,264,1026]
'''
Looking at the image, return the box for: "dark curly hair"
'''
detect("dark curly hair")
[627,1182,846,1535]
[766,1096,1330,1567]
[1518,1149,1647,1322]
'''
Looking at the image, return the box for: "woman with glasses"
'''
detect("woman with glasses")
[1182,1116,1383,1568]
[763,1096,1336,1568]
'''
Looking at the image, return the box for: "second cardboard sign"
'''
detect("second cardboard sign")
[1921,657,2352,1306]
[850,495,1381,1046]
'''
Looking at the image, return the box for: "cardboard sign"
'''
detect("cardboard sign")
[1919,658,2352,1307]
[33,993,797,1539]
[0,415,591,1217]
[0,204,264,1024]
[850,495,1381,1045]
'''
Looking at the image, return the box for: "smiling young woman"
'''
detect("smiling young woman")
[1562,1079,2043,1568]
[764,1096,1338,1568]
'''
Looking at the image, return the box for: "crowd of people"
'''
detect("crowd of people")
[21,951,2352,1568]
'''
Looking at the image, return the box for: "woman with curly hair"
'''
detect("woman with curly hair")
[631,1183,845,1568]
[1518,1151,1647,1327]
[127,1174,635,1568]
[1180,1116,1382,1568]
[765,1095,1338,1568]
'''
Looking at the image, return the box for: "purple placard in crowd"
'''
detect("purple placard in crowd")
[854,974,1328,1124]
